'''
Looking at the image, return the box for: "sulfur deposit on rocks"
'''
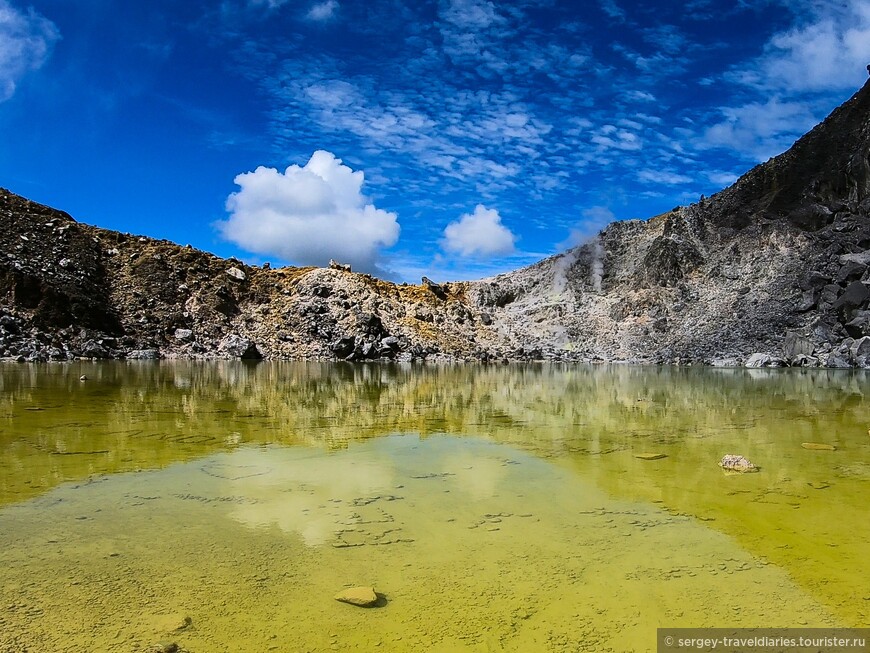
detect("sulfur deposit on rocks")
[2,80,870,366]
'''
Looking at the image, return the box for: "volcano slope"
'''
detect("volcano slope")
[472,79,870,367]
[1,81,869,367]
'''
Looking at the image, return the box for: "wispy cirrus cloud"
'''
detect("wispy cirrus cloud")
[306,0,339,22]
[207,0,870,279]
[698,98,819,161]
[0,0,59,102]
[739,0,870,93]
[248,0,292,9]
[637,168,693,186]
[559,205,615,249]
[699,0,870,163]
[599,0,626,22]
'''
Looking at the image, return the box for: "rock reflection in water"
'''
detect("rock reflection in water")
[0,360,868,649]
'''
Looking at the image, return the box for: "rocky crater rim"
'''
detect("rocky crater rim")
[2,81,870,367]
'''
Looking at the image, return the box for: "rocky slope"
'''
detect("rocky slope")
[2,80,870,367]
[470,78,870,368]
[0,190,499,363]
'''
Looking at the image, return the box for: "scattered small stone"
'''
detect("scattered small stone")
[334,586,379,607]
[173,616,193,632]
[151,642,178,653]
[328,259,352,272]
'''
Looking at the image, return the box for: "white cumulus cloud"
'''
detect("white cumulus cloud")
[0,0,59,102]
[442,205,516,257]
[219,150,400,274]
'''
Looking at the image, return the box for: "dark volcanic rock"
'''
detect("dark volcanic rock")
[642,235,704,287]
[330,336,356,358]
[832,281,870,310]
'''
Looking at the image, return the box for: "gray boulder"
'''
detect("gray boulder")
[127,349,161,360]
[850,336,870,367]
[845,310,870,338]
[380,336,400,351]
[832,281,869,310]
[782,332,814,362]
[796,289,819,312]
[219,335,262,359]
[174,328,193,342]
[80,339,111,359]
[745,353,776,368]
[839,250,870,266]
[825,352,853,368]
[226,267,246,282]
[836,261,867,283]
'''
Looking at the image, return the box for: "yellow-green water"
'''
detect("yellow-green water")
[0,362,868,652]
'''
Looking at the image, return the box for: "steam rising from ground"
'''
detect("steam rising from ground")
[552,206,613,297]
[552,236,604,297]
[591,237,604,293]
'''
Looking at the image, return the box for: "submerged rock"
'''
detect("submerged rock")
[718,454,759,473]
[150,642,178,653]
[634,452,667,460]
[334,586,379,607]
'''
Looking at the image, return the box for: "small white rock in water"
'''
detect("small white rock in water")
[79,375,88,381]
[334,586,379,607]
[718,454,758,473]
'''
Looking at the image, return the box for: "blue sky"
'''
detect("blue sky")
[1,0,869,281]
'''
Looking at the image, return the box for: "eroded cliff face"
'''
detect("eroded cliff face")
[1,81,869,366]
